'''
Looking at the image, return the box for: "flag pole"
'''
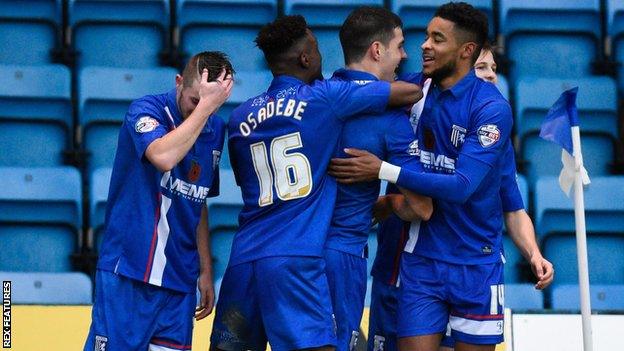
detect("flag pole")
[571,126,593,351]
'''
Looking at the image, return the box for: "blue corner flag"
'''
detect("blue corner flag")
[539,87,590,196]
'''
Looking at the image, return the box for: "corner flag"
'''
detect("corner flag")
[539,87,590,196]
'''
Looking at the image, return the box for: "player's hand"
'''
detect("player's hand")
[329,148,382,184]
[530,254,554,290]
[373,196,393,223]
[198,68,234,113]
[195,271,215,320]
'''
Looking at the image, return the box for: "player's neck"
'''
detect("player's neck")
[346,61,381,81]
[438,64,471,90]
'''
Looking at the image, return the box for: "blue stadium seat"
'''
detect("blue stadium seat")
[515,77,618,142]
[551,284,624,310]
[543,234,624,285]
[206,169,242,281]
[522,135,613,186]
[0,271,92,304]
[534,176,624,239]
[0,0,61,64]
[68,0,170,68]
[177,0,277,72]
[391,0,494,73]
[90,168,112,251]
[502,174,528,284]
[505,284,544,310]
[496,75,510,101]
[79,66,176,174]
[0,167,81,272]
[0,64,72,167]
[500,0,601,83]
[607,0,624,92]
[284,0,384,74]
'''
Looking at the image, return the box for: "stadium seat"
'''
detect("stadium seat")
[505,284,544,310]
[284,0,384,74]
[0,167,82,272]
[90,168,112,251]
[551,284,624,310]
[496,75,510,101]
[68,0,170,68]
[499,0,601,83]
[534,176,624,239]
[79,66,176,174]
[391,0,494,73]
[515,77,618,142]
[543,234,624,285]
[607,0,624,92]
[0,271,92,304]
[177,0,277,72]
[0,0,61,64]
[502,174,529,284]
[0,64,72,167]
[206,169,243,281]
[522,134,614,185]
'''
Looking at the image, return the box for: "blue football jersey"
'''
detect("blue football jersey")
[98,89,225,293]
[325,69,418,257]
[227,75,391,266]
[397,71,514,264]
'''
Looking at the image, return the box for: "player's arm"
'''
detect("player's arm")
[329,100,513,204]
[388,81,423,107]
[380,192,432,222]
[505,210,554,290]
[146,69,233,172]
[195,205,215,320]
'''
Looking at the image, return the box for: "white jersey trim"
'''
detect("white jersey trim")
[149,194,172,286]
[449,315,504,336]
[404,220,421,253]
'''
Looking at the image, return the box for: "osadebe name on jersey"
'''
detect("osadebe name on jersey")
[239,97,307,137]
[160,171,210,202]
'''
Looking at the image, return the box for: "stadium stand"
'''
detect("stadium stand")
[68,0,170,68]
[78,66,176,175]
[506,283,544,310]
[496,75,509,100]
[0,167,81,272]
[206,169,243,281]
[391,0,494,73]
[284,0,384,74]
[177,0,277,72]
[0,64,72,167]
[534,176,624,240]
[89,167,111,251]
[551,284,624,310]
[0,0,62,65]
[516,77,618,185]
[499,0,602,83]
[0,271,92,304]
[607,0,624,92]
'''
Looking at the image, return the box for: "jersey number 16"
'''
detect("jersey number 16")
[250,132,313,207]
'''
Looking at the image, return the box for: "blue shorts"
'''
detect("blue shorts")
[398,253,505,345]
[210,256,337,351]
[324,248,367,351]
[84,269,195,351]
[367,279,454,351]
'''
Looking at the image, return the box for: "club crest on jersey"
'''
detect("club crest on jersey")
[135,116,159,133]
[407,139,420,156]
[188,160,201,182]
[477,124,500,147]
[94,335,107,351]
[212,150,221,170]
[450,124,466,148]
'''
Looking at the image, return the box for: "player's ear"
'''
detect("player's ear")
[461,42,477,60]
[175,74,183,88]
[370,41,383,61]
[299,52,310,69]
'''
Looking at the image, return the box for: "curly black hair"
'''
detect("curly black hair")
[255,15,308,66]
[435,2,488,63]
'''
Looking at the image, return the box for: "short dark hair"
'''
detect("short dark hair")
[255,15,309,67]
[435,2,488,63]
[182,51,234,87]
[339,7,403,65]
